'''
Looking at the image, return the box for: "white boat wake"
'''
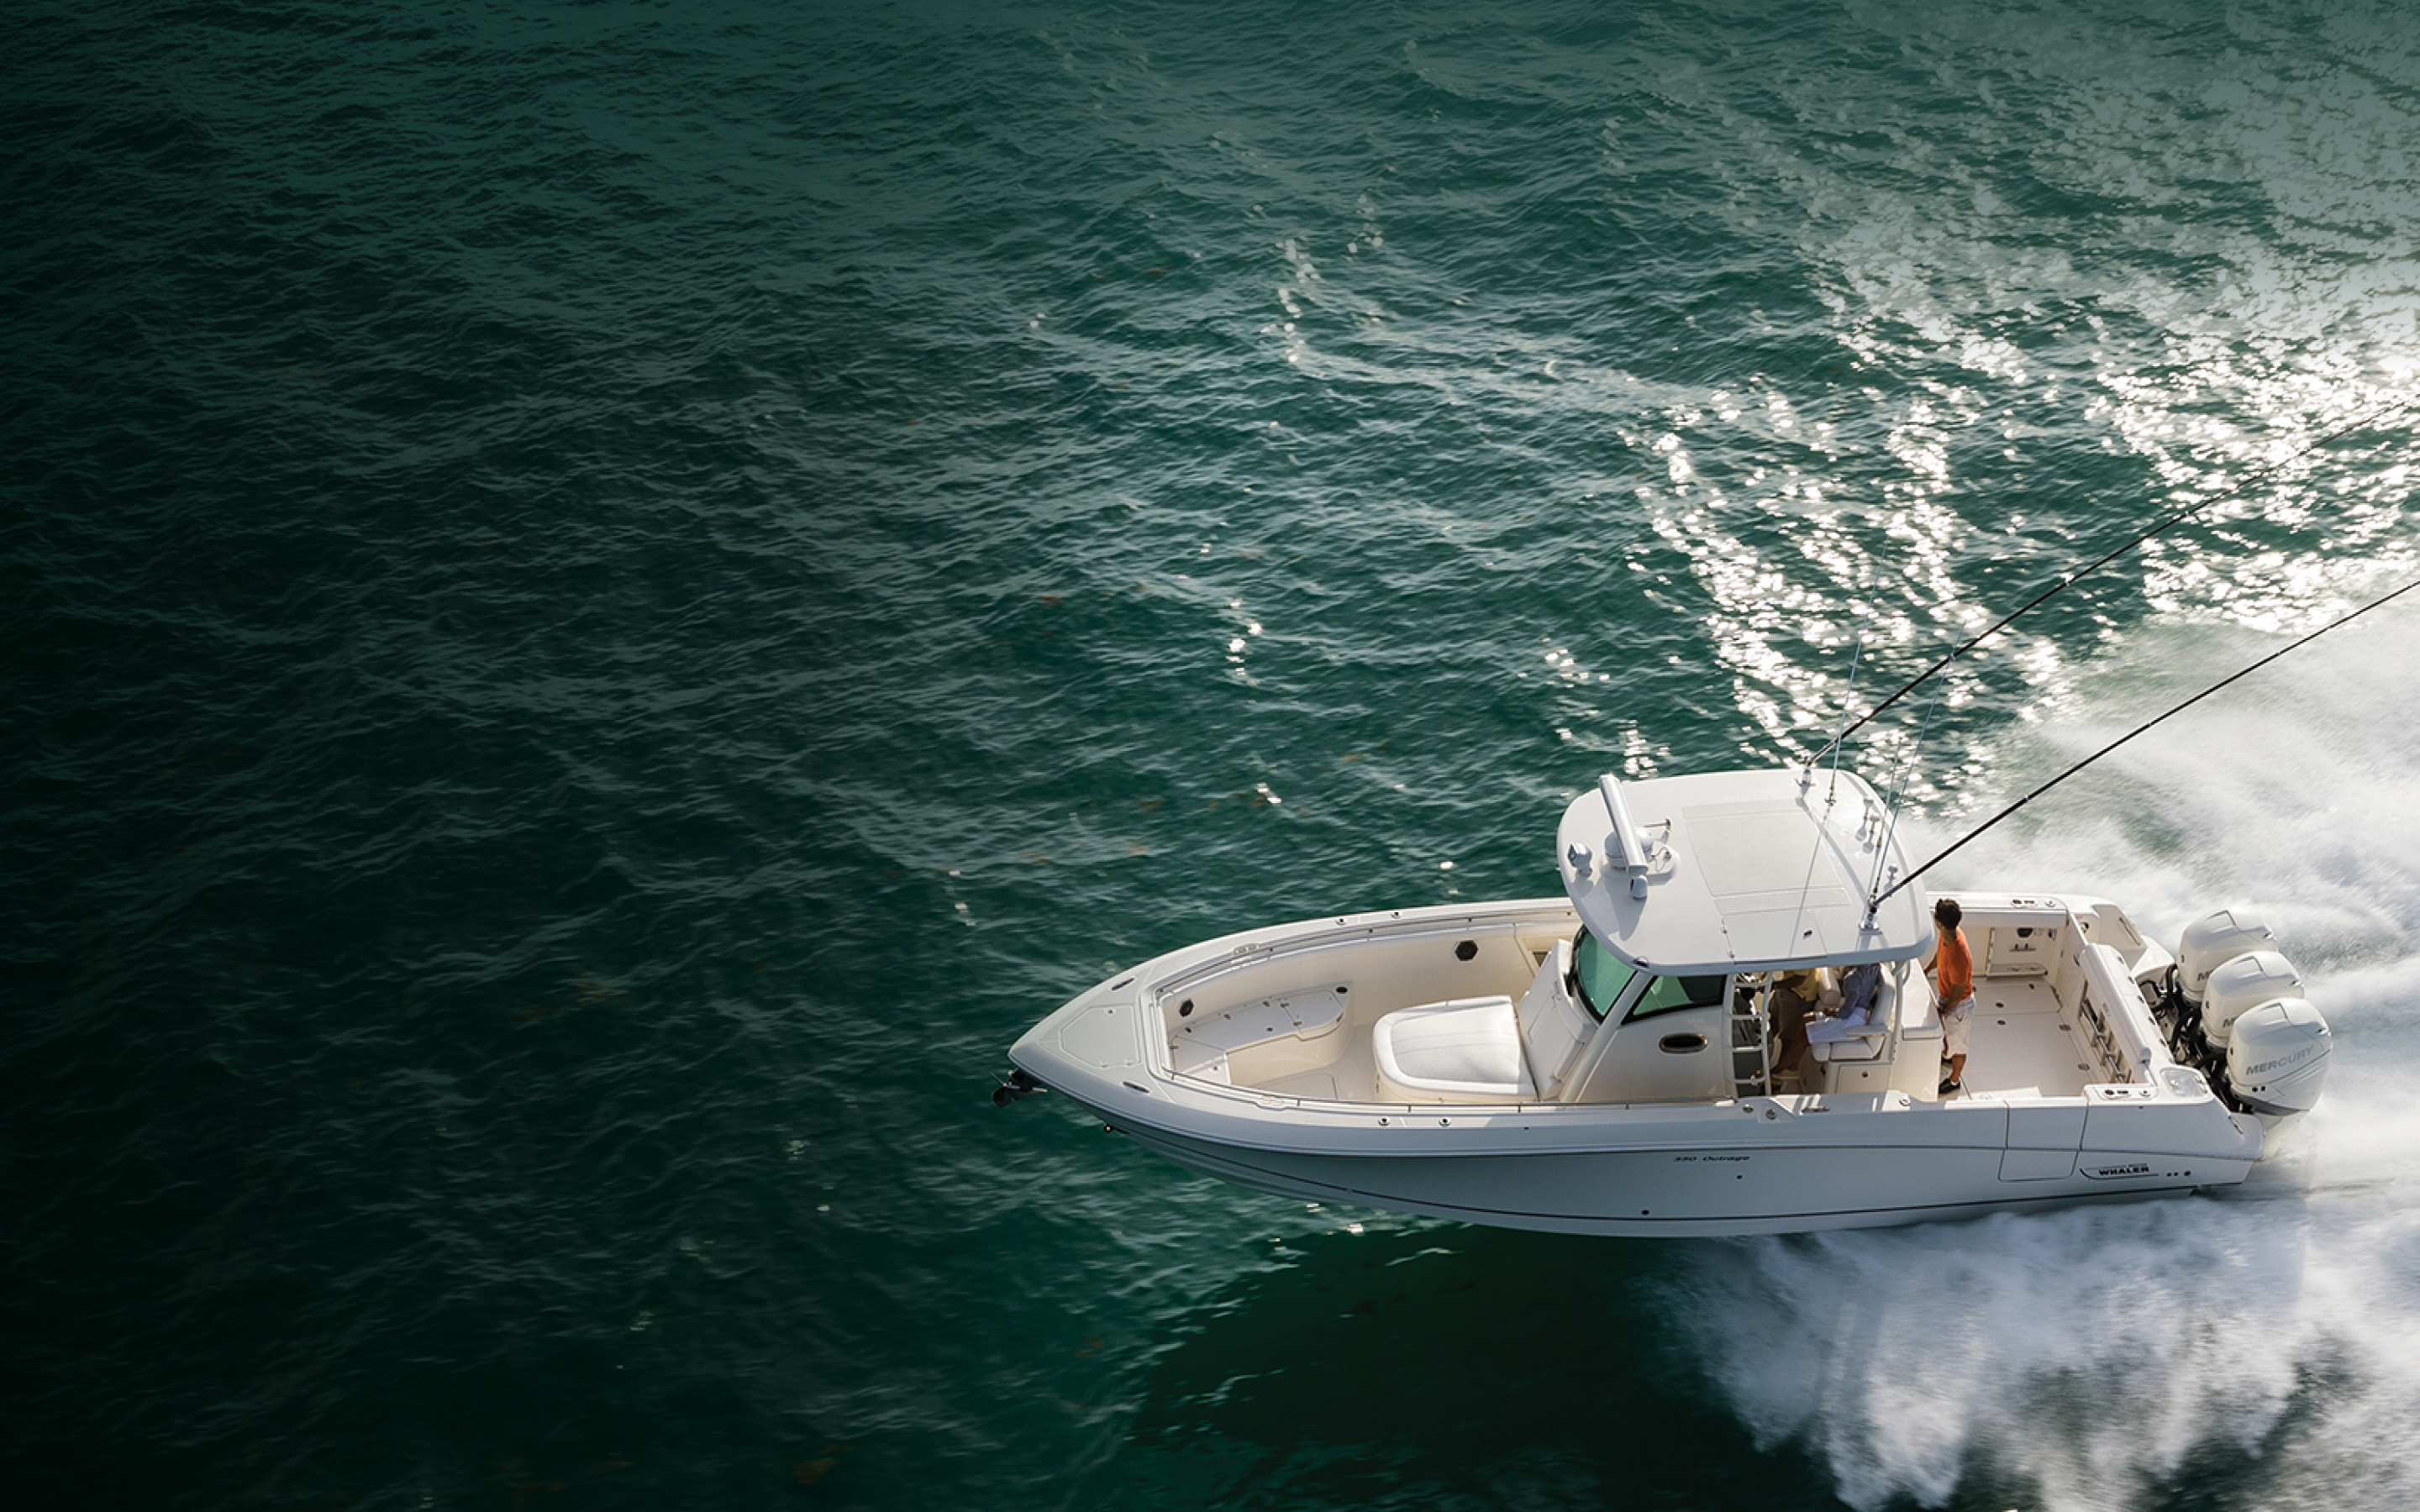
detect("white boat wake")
[1674,618,2420,1511]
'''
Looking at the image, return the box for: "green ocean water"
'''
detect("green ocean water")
[8,1,2420,1508]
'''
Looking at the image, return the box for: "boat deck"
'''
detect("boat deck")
[1945,975,2096,1100]
[1879,975,2096,1102]
[1241,971,2102,1106]
[1257,1035,1381,1103]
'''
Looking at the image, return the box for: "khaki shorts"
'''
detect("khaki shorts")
[1942,994,1975,1058]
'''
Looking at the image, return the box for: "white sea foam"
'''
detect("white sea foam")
[1677,615,2420,1511]
[1640,17,2420,1488]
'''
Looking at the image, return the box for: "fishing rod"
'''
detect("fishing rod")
[1812,394,2418,769]
[1867,570,2420,912]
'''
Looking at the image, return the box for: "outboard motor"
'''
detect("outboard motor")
[2224,998,2333,1156]
[2200,949,2303,1063]
[2167,908,2332,1152]
[2176,908,2277,1008]
[2166,908,2280,1065]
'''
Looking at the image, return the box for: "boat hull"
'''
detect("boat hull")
[1008,897,2267,1236]
[1102,1106,2249,1236]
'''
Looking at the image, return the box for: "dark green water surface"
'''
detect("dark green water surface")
[9,3,2420,1509]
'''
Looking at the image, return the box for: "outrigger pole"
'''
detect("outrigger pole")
[1870,572,2420,911]
[1812,395,2418,770]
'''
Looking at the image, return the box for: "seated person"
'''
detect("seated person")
[1773,962,1881,1077]
[1764,967,1823,1047]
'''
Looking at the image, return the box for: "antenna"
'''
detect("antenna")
[1823,629,1863,810]
[1782,629,1866,957]
[1864,652,1947,923]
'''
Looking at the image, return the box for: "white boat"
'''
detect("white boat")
[1003,765,2333,1236]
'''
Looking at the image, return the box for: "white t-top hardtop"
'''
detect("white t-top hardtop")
[1555,767,1932,975]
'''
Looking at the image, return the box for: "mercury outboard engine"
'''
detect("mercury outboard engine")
[2155,907,2274,1051]
[2225,999,2333,1155]
[2201,949,2302,1064]
[2166,908,2331,1154]
[2176,909,2276,1005]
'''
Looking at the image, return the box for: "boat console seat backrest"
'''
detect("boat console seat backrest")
[1372,995,1539,1104]
[1810,970,1897,1065]
[1512,938,1596,1096]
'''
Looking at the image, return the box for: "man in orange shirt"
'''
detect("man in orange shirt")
[1932,898,1975,1096]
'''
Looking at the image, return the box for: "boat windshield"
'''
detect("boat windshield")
[1571,929,1637,1020]
[1625,971,1728,1022]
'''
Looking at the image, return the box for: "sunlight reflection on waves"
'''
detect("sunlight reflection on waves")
[1676,616,2420,1512]
[1602,2,2420,784]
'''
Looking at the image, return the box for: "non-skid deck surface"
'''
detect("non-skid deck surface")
[1959,976,2090,1099]
[1975,977,2060,1017]
[1256,1033,1381,1103]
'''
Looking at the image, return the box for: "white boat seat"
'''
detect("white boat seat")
[1373,995,1539,1103]
[1810,1025,1889,1063]
[1810,972,1897,1063]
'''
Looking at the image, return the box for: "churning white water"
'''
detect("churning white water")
[1675,611,2420,1511]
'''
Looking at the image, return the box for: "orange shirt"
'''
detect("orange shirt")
[1935,927,1973,1003]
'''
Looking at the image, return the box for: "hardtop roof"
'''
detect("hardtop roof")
[1555,767,1932,975]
